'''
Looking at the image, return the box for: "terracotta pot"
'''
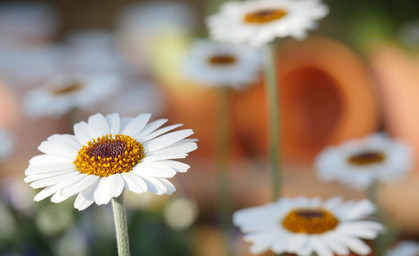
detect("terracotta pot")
[370,45,419,166]
[233,37,380,163]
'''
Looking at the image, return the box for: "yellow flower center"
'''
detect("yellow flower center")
[51,82,84,96]
[282,208,339,234]
[74,134,144,177]
[208,54,237,65]
[244,9,287,24]
[347,151,386,166]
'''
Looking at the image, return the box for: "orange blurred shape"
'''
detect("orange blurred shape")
[165,86,244,159]
[370,45,419,165]
[0,80,18,129]
[233,37,380,163]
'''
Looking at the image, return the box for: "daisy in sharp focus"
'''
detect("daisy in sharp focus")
[183,39,261,88]
[385,241,419,256]
[234,196,384,256]
[24,73,119,119]
[24,113,197,210]
[206,0,329,47]
[315,133,413,190]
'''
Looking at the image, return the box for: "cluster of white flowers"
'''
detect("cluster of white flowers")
[20,1,417,256]
[202,1,415,256]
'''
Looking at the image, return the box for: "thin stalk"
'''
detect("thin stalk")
[368,181,398,256]
[263,43,281,200]
[112,194,131,256]
[67,107,81,132]
[215,86,234,256]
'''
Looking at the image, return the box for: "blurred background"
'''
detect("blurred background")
[0,0,419,255]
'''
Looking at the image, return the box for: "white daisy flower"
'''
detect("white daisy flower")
[315,133,413,190]
[183,40,261,88]
[206,0,329,47]
[385,241,419,256]
[234,196,384,256]
[62,29,123,73]
[24,73,119,119]
[24,113,197,211]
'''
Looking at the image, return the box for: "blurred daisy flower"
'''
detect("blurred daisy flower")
[24,73,119,119]
[2,176,35,216]
[116,1,197,73]
[183,40,261,88]
[0,45,60,88]
[206,0,329,47]
[315,133,413,190]
[35,202,74,236]
[25,113,197,210]
[62,29,123,73]
[385,241,419,256]
[233,196,384,256]
[0,129,14,160]
[164,196,198,230]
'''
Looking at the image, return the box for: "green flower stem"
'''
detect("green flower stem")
[368,181,398,256]
[263,43,281,200]
[216,86,234,256]
[67,107,81,131]
[112,194,131,256]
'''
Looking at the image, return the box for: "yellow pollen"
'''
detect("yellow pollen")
[347,151,386,166]
[282,208,339,234]
[51,81,84,96]
[208,54,237,65]
[73,134,144,177]
[244,9,287,24]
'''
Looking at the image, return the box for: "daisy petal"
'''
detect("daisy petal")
[105,113,121,134]
[121,173,147,194]
[24,169,75,183]
[61,174,99,197]
[123,113,151,137]
[140,124,183,142]
[30,172,80,189]
[34,174,86,201]
[51,191,70,203]
[93,177,114,205]
[73,121,91,145]
[140,176,168,195]
[158,179,176,194]
[137,119,168,139]
[154,160,190,173]
[107,174,124,198]
[144,129,194,152]
[335,235,372,255]
[132,163,176,178]
[88,113,109,138]
[74,185,96,211]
